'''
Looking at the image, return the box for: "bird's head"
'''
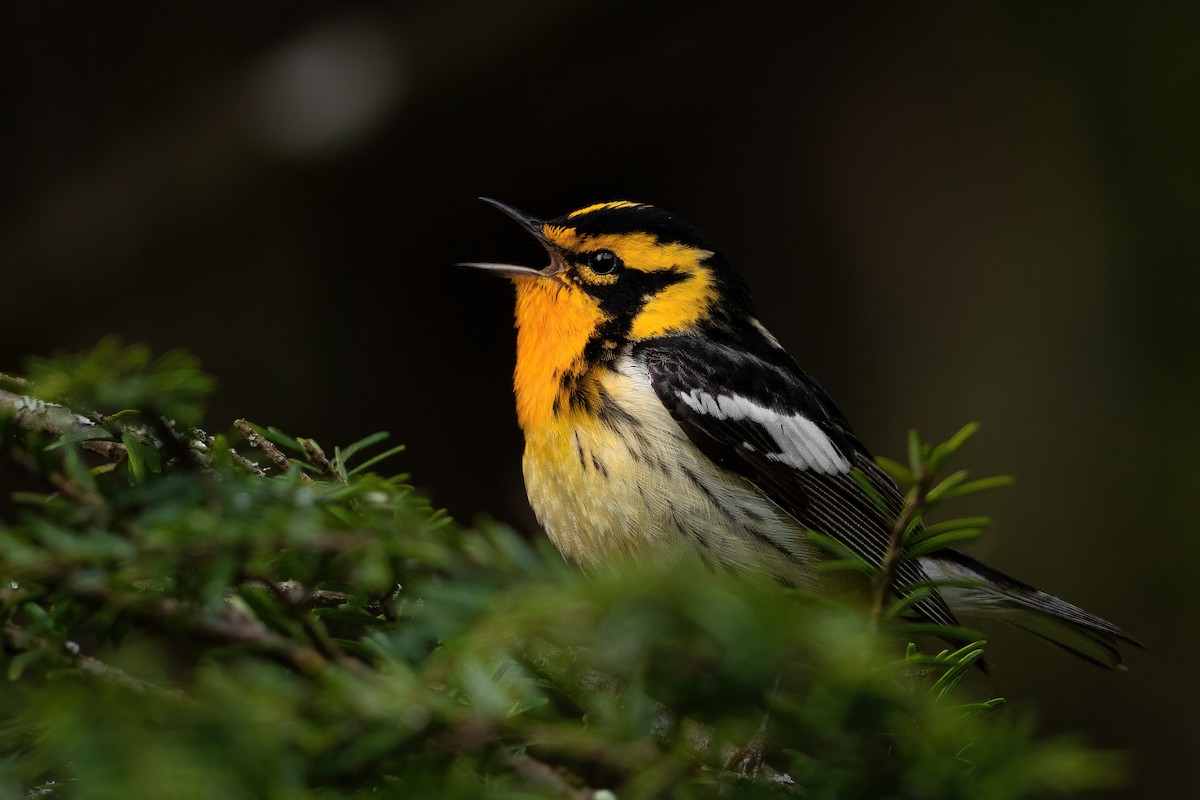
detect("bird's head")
[464,199,751,341]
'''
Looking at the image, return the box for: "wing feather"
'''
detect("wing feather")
[636,334,959,628]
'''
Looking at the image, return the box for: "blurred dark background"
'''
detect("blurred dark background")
[3,2,1196,795]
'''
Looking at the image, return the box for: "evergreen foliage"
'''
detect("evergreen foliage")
[0,340,1124,798]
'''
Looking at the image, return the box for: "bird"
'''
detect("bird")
[463,197,1140,669]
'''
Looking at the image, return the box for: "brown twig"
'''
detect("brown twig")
[0,386,194,472]
[870,469,934,623]
[68,586,330,677]
[3,621,191,703]
[235,419,293,473]
[300,438,342,482]
[149,412,200,470]
[0,384,274,482]
[261,580,353,666]
[0,372,31,392]
[243,580,372,611]
[227,445,268,476]
[0,387,101,436]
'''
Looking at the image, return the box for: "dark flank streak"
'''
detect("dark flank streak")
[597,388,652,456]
[740,504,765,523]
[740,523,805,565]
[665,498,717,557]
[648,453,672,478]
[669,504,719,559]
[682,464,720,509]
[573,431,585,469]
[591,454,608,478]
[629,426,652,452]
[679,465,788,562]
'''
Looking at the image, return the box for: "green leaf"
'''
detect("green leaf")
[885,587,932,620]
[508,695,550,717]
[905,528,985,558]
[850,468,892,516]
[332,446,351,482]
[931,646,986,701]
[903,512,924,542]
[122,434,146,484]
[907,428,923,473]
[236,585,302,636]
[43,426,112,451]
[10,491,50,506]
[337,431,390,466]
[893,622,986,644]
[925,470,970,503]
[931,475,1015,503]
[348,444,407,477]
[806,530,876,574]
[920,517,991,537]
[959,697,1007,718]
[874,455,912,484]
[24,337,213,427]
[929,421,980,472]
[939,639,988,665]
[62,444,97,493]
[6,649,41,681]
[263,425,306,455]
[22,602,53,630]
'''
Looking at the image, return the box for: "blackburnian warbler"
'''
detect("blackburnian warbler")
[465,198,1139,668]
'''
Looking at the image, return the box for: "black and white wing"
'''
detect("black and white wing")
[635,333,960,628]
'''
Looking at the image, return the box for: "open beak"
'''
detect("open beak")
[458,197,567,279]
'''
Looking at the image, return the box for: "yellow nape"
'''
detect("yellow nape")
[630,267,717,340]
[512,276,606,431]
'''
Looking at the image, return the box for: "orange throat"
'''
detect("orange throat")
[512,277,607,432]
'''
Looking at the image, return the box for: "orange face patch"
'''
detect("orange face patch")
[512,276,607,431]
[510,215,721,431]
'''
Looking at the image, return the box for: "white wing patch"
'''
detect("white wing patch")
[677,389,851,474]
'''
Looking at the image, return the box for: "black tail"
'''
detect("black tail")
[919,550,1144,670]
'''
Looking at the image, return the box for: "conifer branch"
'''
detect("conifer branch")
[0,342,1121,798]
[871,466,934,623]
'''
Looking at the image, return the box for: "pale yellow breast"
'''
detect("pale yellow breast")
[521,354,822,587]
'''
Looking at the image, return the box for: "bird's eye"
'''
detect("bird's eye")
[587,250,623,275]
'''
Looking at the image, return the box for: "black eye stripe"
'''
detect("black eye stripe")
[588,267,689,317]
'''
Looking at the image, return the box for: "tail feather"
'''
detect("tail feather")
[1001,611,1126,670]
[919,550,1143,670]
